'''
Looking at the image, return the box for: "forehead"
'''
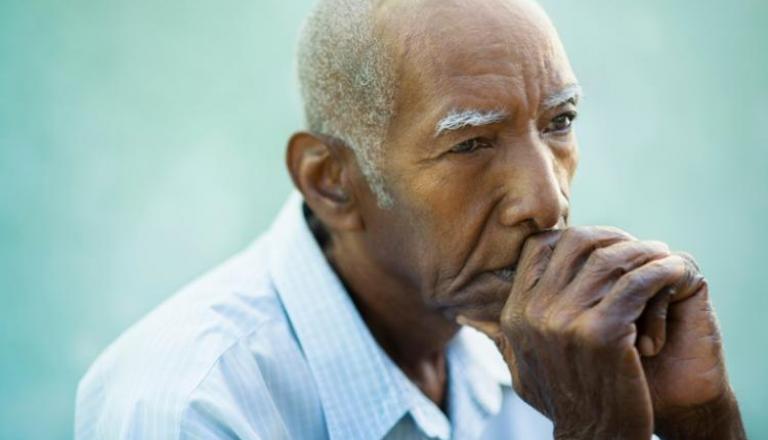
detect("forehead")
[380,0,576,125]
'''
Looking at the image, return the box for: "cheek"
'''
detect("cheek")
[548,137,579,193]
[558,150,578,197]
[392,173,495,293]
[378,151,505,295]
[359,194,444,290]
[562,138,579,178]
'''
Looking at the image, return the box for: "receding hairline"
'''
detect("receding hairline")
[296,0,575,207]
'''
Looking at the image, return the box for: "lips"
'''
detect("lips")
[438,265,517,321]
[492,265,517,282]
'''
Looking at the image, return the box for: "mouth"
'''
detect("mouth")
[491,265,517,282]
[436,264,518,322]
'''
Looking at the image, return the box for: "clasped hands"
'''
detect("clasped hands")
[458,227,745,440]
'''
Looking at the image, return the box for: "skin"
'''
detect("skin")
[286,0,745,437]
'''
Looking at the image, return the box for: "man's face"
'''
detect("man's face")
[356,0,579,321]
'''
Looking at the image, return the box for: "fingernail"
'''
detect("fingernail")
[638,335,656,357]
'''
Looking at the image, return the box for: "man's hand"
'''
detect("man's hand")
[459,227,745,440]
[641,253,745,439]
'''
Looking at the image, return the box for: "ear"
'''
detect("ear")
[286,132,364,232]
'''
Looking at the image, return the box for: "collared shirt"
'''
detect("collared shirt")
[75,192,554,439]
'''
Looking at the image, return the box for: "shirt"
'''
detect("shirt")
[75,191,554,439]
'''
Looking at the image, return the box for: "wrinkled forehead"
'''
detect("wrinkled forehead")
[379,0,576,121]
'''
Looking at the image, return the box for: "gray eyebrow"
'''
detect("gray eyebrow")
[543,83,582,110]
[434,109,508,137]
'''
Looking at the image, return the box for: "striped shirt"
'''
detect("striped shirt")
[75,191,554,439]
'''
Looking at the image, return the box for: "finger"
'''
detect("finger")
[626,251,704,356]
[636,286,673,357]
[563,239,672,309]
[512,229,562,297]
[596,254,687,324]
[668,251,705,304]
[499,230,562,330]
[665,281,720,356]
[539,226,636,290]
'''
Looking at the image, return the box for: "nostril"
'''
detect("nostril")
[497,194,565,231]
[497,157,570,230]
[531,200,563,231]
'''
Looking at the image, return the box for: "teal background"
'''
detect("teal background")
[0,0,765,438]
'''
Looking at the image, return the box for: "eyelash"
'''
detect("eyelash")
[449,137,494,154]
[544,111,578,134]
[447,111,577,154]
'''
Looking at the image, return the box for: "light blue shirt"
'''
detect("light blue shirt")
[75,192,554,439]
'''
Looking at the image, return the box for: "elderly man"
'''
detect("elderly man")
[76,0,746,438]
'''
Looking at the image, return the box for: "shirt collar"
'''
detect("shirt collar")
[446,327,512,438]
[267,192,406,440]
[267,192,511,439]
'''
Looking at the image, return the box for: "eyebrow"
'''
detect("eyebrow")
[433,84,582,138]
[543,83,582,110]
[434,109,508,138]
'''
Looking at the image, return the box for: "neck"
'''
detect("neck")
[325,235,459,406]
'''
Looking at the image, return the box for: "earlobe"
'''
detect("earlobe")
[285,132,363,232]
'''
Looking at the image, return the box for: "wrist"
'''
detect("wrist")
[553,425,597,440]
[554,421,649,440]
[655,391,746,440]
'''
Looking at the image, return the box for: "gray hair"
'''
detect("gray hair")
[297,0,396,207]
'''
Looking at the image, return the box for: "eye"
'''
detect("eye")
[449,137,493,154]
[544,111,577,134]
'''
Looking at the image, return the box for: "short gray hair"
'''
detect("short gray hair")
[297,0,396,207]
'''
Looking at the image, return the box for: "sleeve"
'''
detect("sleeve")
[178,342,293,440]
[76,341,292,440]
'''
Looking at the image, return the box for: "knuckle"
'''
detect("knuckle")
[644,240,671,255]
[521,233,554,257]
[559,228,593,253]
[502,301,538,338]
[562,225,630,248]
[674,251,701,272]
[619,267,652,292]
[574,318,612,349]
[665,255,688,278]
[591,225,635,241]
[585,246,613,271]
[544,312,573,336]
[522,301,548,328]
[559,226,587,243]
[500,306,521,331]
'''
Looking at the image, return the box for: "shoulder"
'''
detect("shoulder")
[75,237,323,439]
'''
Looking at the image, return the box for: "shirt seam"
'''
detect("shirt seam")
[176,319,275,440]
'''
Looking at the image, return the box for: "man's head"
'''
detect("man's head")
[297,0,397,207]
[288,0,579,321]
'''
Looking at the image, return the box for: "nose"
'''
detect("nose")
[498,143,569,231]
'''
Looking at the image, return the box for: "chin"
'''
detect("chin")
[432,273,513,323]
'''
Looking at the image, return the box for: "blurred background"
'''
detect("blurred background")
[1,0,766,438]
